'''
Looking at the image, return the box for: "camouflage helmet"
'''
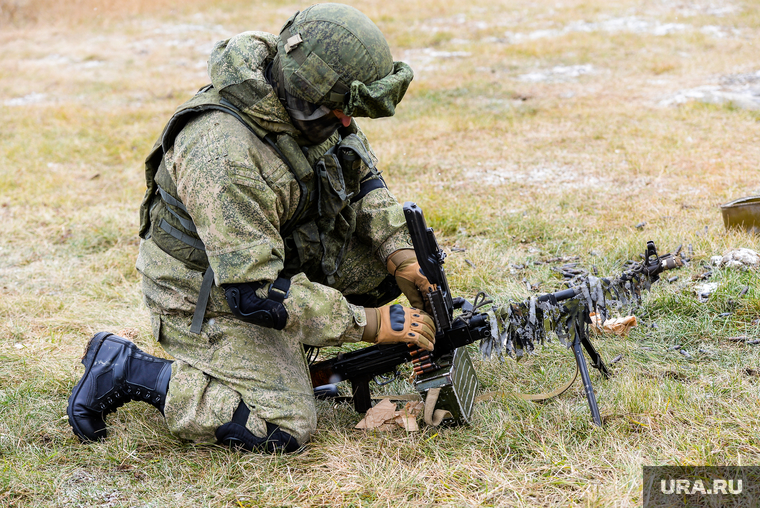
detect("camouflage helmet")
[274,3,413,118]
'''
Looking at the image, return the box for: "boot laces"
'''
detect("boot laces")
[98,384,160,415]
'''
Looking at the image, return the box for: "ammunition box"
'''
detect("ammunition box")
[414,347,479,425]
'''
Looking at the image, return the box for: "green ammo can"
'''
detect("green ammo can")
[413,347,479,426]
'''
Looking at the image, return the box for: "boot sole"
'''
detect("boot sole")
[67,331,126,442]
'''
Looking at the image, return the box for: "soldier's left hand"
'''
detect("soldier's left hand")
[387,249,435,311]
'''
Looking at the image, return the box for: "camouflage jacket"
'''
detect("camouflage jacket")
[135,31,412,346]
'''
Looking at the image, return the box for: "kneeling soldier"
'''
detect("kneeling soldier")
[68,3,436,453]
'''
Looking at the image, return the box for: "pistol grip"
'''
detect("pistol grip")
[350,376,373,413]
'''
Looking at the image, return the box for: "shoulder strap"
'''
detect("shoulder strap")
[350,173,387,204]
[474,363,579,403]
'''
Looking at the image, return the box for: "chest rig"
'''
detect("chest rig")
[139,86,385,333]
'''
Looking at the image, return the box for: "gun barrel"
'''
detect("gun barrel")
[538,288,578,303]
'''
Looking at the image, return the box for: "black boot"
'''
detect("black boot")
[67,332,172,442]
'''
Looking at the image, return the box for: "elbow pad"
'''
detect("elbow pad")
[223,278,291,330]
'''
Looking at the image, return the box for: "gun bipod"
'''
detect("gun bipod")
[571,337,603,427]
[581,335,610,378]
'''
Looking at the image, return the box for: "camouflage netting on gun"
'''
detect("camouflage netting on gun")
[479,261,657,362]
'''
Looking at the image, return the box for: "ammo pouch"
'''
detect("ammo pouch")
[283,133,384,285]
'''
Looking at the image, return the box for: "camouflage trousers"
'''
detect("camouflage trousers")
[155,239,393,446]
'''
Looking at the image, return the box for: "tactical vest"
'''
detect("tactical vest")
[139,86,385,315]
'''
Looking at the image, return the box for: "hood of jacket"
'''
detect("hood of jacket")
[207,31,299,136]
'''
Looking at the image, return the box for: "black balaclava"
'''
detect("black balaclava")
[267,58,342,145]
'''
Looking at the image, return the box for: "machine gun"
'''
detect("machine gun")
[310,202,684,427]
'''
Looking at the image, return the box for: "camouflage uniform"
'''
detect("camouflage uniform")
[136,31,412,445]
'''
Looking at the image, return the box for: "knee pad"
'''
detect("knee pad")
[215,402,299,453]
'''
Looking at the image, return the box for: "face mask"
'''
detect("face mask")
[285,92,342,145]
[267,59,342,145]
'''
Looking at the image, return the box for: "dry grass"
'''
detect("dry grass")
[1,0,760,506]
[1,0,208,27]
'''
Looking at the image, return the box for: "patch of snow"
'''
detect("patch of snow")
[480,36,506,44]
[660,75,760,110]
[428,50,471,59]
[579,17,654,33]
[153,23,226,35]
[166,39,199,48]
[33,53,105,69]
[700,25,725,38]
[721,71,760,86]
[518,64,594,83]
[700,25,742,38]
[4,93,47,106]
[38,53,73,65]
[659,85,720,106]
[672,2,740,17]
[651,23,689,36]
[461,162,605,190]
[505,16,733,43]
[703,5,739,16]
[402,48,471,72]
[418,13,493,33]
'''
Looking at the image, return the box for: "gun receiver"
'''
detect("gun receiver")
[403,202,455,330]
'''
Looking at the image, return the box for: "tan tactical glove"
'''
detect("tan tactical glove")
[362,304,436,351]
[387,249,436,311]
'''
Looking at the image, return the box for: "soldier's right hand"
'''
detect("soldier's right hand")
[362,304,436,351]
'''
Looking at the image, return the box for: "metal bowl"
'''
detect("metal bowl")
[721,195,760,234]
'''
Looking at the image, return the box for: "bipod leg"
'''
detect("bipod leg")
[581,335,611,378]
[572,338,603,427]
